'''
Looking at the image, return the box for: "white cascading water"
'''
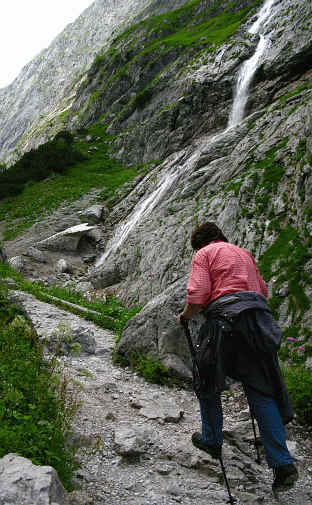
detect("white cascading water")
[228,0,276,127]
[97,162,186,264]
[96,0,277,266]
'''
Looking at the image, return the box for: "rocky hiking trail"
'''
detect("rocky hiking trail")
[10,292,312,505]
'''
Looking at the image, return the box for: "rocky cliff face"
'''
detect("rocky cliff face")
[0,0,156,164]
[2,0,312,377]
[74,0,312,374]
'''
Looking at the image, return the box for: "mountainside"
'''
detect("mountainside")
[1,0,312,379]
[0,0,157,164]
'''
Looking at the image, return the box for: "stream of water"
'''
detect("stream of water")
[228,0,277,127]
[96,0,278,267]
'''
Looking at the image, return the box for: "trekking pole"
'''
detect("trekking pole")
[180,316,236,505]
[250,412,262,464]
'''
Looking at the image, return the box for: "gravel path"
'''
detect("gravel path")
[65,328,312,505]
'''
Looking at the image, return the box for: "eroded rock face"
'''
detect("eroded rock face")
[88,0,312,370]
[0,453,66,505]
[0,0,155,164]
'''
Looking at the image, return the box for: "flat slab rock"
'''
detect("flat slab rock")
[139,400,184,423]
[36,224,96,252]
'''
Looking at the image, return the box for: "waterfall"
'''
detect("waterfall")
[96,0,278,266]
[96,165,183,265]
[228,0,277,127]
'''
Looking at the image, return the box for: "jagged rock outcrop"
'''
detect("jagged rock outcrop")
[82,0,312,372]
[0,0,155,164]
[0,453,66,505]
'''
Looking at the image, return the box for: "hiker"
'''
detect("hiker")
[178,222,298,492]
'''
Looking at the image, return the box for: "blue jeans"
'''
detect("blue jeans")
[199,385,294,468]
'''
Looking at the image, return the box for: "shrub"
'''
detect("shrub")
[0,282,79,489]
[282,365,312,425]
[113,350,169,384]
[0,134,85,200]
[135,355,169,384]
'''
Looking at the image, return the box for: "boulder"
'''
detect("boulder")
[8,256,24,272]
[139,399,184,423]
[86,227,102,243]
[79,205,107,224]
[36,224,96,252]
[114,425,155,456]
[56,259,72,274]
[0,453,66,505]
[89,260,122,288]
[116,276,202,379]
[25,246,47,263]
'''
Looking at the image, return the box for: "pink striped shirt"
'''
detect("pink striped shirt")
[186,241,268,306]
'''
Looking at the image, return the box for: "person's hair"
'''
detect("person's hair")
[191,222,228,250]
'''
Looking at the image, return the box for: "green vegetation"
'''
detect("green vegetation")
[279,327,312,366]
[112,0,262,51]
[84,0,262,118]
[0,132,85,200]
[0,263,141,335]
[0,281,79,489]
[0,124,145,241]
[259,226,312,320]
[282,365,312,425]
[279,84,312,104]
[113,351,170,385]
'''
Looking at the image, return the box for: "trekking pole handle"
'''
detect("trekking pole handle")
[180,314,189,331]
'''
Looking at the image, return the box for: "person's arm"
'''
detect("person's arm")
[178,303,204,326]
[178,249,211,325]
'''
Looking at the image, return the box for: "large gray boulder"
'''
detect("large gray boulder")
[25,246,47,263]
[0,453,66,505]
[36,224,96,252]
[79,205,107,224]
[116,277,203,379]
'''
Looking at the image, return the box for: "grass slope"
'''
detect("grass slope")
[0,124,149,241]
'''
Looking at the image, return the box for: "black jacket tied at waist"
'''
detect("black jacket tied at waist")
[195,291,293,424]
